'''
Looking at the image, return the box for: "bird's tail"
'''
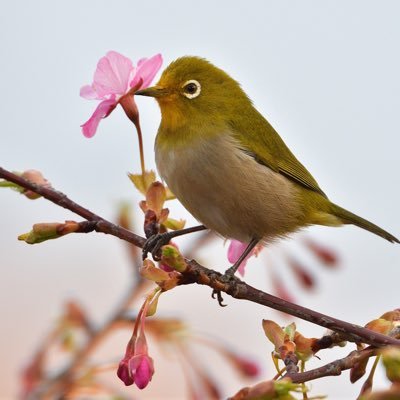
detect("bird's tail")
[330,203,399,243]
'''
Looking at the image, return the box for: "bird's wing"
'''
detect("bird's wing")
[231,112,327,198]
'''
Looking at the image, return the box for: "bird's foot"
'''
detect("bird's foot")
[211,266,241,307]
[142,232,173,261]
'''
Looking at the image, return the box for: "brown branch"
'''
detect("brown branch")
[229,348,377,398]
[1,166,400,349]
[0,167,145,248]
[287,347,377,383]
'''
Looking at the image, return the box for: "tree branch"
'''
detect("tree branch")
[287,347,377,383]
[1,166,399,349]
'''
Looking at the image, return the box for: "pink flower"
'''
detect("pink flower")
[117,333,155,389]
[80,51,162,138]
[227,240,258,276]
[117,295,155,389]
[117,356,134,386]
[129,353,155,389]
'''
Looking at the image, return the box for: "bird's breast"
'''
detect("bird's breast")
[155,133,302,242]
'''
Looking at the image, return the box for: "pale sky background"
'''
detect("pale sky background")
[0,1,399,399]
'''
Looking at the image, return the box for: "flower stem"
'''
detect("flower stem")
[134,118,146,178]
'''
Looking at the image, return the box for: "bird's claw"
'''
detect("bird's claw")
[210,269,241,307]
[142,232,172,261]
[211,289,227,307]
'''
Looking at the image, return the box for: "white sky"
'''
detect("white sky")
[0,1,399,399]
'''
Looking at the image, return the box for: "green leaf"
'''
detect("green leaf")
[128,170,156,195]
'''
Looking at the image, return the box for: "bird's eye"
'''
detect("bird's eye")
[182,80,201,99]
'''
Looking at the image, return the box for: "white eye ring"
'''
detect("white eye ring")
[182,79,201,99]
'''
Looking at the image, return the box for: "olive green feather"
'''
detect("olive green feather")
[230,105,327,198]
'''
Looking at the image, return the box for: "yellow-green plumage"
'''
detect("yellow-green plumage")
[137,56,399,244]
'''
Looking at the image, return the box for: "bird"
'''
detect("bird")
[136,56,399,276]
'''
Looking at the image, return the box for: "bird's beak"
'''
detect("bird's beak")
[135,86,169,98]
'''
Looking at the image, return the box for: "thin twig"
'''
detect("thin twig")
[1,166,400,350]
[287,347,377,383]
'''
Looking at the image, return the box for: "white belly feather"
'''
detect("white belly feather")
[155,133,302,242]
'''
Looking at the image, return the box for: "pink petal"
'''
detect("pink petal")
[81,98,117,138]
[129,355,154,390]
[79,84,101,100]
[134,356,154,389]
[227,240,254,277]
[130,54,163,89]
[93,51,134,98]
[137,57,147,67]
[117,359,134,386]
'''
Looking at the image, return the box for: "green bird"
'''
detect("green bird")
[136,56,398,276]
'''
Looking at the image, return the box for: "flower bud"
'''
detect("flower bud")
[18,221,80,244]
[21,170,51,199]
[129,354,154,389]
[18,223,62,244]
[117,357,134,386]
[161,245,187,272]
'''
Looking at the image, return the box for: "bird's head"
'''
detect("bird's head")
[135,56,250,134]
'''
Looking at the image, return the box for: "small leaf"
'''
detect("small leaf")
[163,218,186,230]
[382,347,400,384]
[262,320,285,351]
[140,259,170,282]
[380,309,400,322]
[0,180,23,190]
[284,323,296,341]
[365,318,393,335]
[128,170,156,195]
[146,181,166,215]
[147,290,162,317]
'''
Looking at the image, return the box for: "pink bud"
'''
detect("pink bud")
[304,238,338,267]
[234,357,260,377]
[117,357,134,386]
[287,257,315,290]
[129,354,155,389]
[21,170,51,199]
